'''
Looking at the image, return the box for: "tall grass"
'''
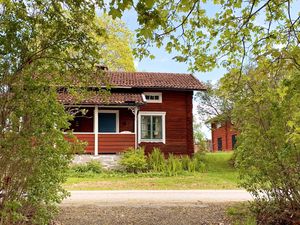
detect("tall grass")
[147,147,165,172]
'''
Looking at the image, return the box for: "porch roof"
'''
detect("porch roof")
[58,92,144,105]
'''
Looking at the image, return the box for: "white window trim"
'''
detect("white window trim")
[138,111,166,144]
[98,110,119,134]
[142,92,162,103]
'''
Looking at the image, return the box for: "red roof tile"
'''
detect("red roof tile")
[104,71,205,90]
[58,92,144,105]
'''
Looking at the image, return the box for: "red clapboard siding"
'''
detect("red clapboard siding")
[211,121,238,152]
[139,90,194,156]
[66,134,95,154]
[99,133,135,153]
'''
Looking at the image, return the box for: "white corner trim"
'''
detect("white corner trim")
[94,106,99,156]
[143,92,162,103]
[98,110,119,133]
[138,111,166,144]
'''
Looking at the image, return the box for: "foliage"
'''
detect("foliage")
[180,155,190,171]
[0,77,74,225]
[95,14,135,71]
[194,81,232,123]
[193,122,209,152]
[72,160,103,174]
[147,147,166,172]
[120,147,148,173]
[220,50,300,224]
[107,0,300,72]
[165,154,183,176]
[193,152,206,173]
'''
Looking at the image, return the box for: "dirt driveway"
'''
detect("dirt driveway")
[57,202,236,225]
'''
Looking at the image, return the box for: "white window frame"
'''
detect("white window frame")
[138,111,166,144]
[142,92,162,103]
[98,110,119,134]
[216,122,222,128]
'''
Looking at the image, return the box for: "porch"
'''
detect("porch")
[67,106,138,155]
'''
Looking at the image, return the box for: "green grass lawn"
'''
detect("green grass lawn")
[64,152,240,190]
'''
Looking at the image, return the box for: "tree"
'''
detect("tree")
[219,48,300,224]
[0,1,134,224]
[107,0,300,72]
[194,81,232,124]
[193,121,208,152]
[95,14,135,71]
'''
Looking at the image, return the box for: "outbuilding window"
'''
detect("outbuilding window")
[138,111,166,143]
[143,92,162,103]
[232,134,237,149]
[217,137,222,151]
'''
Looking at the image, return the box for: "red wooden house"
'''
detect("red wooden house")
[59,71,205,155]
[211,118,238,152]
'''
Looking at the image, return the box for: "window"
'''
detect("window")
[99,110,119,133]
[138,111,166,143]
[143,92,162,103]
[69,107,93,132]
[232,134,237,149]
[217,137,222,151]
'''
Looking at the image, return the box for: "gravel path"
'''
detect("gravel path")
[57,202,236,225]
[62,190,252,205]
[56,190,251,224]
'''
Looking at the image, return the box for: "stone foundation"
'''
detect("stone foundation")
[72,154,121,170]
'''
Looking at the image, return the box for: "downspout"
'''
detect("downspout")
[134,106,138,149]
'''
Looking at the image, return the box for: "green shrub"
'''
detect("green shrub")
[165,154,183,176]
[120,147,148,173]
[72,160,103,174]
[86,160,103,173]
[148,148,166,172]
[180,155,190,171]
[193,151,206,163]
[228,151,237,168]
[187,158,197,173]
[193,151,206,172]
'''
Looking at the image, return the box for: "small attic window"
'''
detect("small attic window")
[143,92,162,103]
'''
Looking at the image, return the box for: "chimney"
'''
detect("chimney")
[96,64,108,71]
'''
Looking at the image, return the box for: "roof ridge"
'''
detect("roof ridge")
[105,71,192,75]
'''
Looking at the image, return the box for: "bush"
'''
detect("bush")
[120,147,148,173]
[193,151,206,172]
[72,160,103,174]
[148,148,166,172]
[228,151,238,168]
[251,200,300,225]
[165,154,183,176]
[187,158,197,173]
[180,155,190,171]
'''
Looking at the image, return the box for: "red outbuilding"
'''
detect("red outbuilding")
[211,119,238,152]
